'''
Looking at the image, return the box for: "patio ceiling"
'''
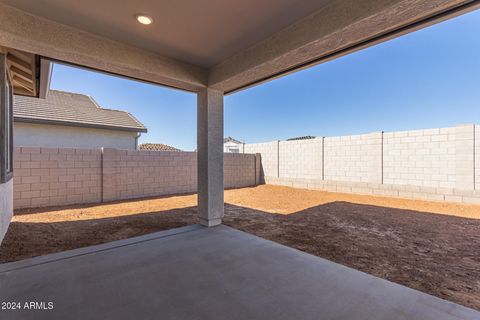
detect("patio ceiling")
[0,0,478,93]
[0,0,332,69]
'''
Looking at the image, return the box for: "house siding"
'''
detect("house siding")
[224,141,243,153]
[14,122,138,150]
[0,179,13,244]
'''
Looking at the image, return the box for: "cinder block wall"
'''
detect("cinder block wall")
[14,147,102,209]
[244,141,279,179]
[476,125,480,191]
[383,128,456,188]
[279,138,323,180]
[14,147,258,209]
[324,132,382,183]
[102,149,198,202]
[224,153,257,189]
[246,124,480,204]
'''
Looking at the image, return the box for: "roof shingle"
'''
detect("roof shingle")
[13,90,147,132]
[287,135,316,141]
[139,143,181,152]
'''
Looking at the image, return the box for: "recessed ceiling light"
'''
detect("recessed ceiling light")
[136,14,153,25]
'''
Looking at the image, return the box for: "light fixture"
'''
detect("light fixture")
[136,14,153,25]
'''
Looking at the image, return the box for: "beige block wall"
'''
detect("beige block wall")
[104,150,257,201]
[14,147,102,209]
[383,128,456,188]
[279,138,323,180]
[454,125,475,190]
[224,153,256,189]
[14,147,258,209]
[247,124,480,204]
[265,176,480,204]
[476,125,480,191]
[103,149,197,201]
[244,141,279,179]
[324,132,382,183]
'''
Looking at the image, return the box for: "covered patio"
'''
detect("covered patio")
[1,225,478,320]
[1,0,480,318]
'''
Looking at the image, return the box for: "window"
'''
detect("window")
[227,146,239,153]
[0,53,13,183]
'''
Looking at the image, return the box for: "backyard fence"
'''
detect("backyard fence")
[13,147,260,209]
[12,124,480,209]
[245,124,480,204]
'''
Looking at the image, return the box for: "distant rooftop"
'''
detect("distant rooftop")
[139,143,181,152]
[287,135,316,141]
[224,137,243,144]
[13,90,147,133]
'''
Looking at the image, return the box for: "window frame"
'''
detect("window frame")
[0,53,13,183]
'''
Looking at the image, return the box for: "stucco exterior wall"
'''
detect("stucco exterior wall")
[224,141,244,153]
[0,179,13,244]
[14,122,138,150]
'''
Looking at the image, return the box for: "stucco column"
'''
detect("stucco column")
[197,88,224,227]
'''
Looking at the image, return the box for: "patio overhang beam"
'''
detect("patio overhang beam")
[0,4,208,93]
[209,0,479,94]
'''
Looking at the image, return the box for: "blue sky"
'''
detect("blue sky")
[50,9,480,151]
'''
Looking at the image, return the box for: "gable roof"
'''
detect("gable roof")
[224,136,242,144]
[13,90,147,132]
[139,143,181,152]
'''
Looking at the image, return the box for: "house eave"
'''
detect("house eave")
[13,116,148,133]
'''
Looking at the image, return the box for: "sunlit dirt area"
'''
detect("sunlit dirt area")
[1,185,480,311]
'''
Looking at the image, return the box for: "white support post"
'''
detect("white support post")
[197,88,224,227]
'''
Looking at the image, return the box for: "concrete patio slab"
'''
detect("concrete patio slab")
[0,225,478,320]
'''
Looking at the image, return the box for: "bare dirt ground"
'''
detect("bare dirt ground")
[1,185,480,311]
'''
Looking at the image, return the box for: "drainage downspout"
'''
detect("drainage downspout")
[135,132,141,150]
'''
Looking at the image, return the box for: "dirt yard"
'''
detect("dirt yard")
[1,185,480,311]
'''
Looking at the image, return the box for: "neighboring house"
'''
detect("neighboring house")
[139,143,181,152]
[224,137,244,153]
[13,90,147,150]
